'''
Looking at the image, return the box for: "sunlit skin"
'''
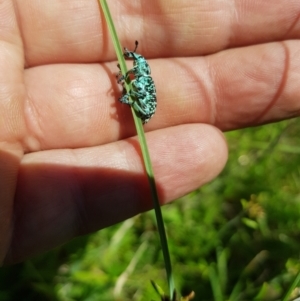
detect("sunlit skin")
[0,0,299,265]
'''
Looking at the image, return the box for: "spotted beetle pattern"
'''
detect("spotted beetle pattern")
[117,41,157,124]
[119,40,151,79]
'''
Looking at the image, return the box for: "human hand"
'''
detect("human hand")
[1,0,299,264]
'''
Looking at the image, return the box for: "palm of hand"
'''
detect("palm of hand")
[0,0,299,264]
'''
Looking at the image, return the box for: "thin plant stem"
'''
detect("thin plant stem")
[282,270,300,301]
[99,0,175,298]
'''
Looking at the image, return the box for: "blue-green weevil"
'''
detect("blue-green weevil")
[117,41,157,124]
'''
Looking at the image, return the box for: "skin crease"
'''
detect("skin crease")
[0,0,299,265]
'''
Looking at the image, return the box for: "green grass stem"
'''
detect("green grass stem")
[282,270,300,301]
[99,0,175,298]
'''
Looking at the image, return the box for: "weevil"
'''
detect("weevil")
[117,69,156,97]
[119,40,151,80]
[131,75,156,96]
[118,84,157,124]
[117,43,157,124]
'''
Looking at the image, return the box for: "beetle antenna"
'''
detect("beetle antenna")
[134,40,138,52]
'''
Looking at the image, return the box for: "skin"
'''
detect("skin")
[0,0,299,265]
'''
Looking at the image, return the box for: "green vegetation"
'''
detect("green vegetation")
[1,118,300,301]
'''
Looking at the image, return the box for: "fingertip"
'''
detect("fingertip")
[149,124,228,203]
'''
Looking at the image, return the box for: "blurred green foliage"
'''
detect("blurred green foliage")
[1,118,300,301]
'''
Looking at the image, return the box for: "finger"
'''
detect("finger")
[16,0,300,66]
[23,41,300,151]
[0,0,25,264]
[5,124,227,264]
[0,0,25,142]
[0,145,23,265]
[159,40,300,131]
